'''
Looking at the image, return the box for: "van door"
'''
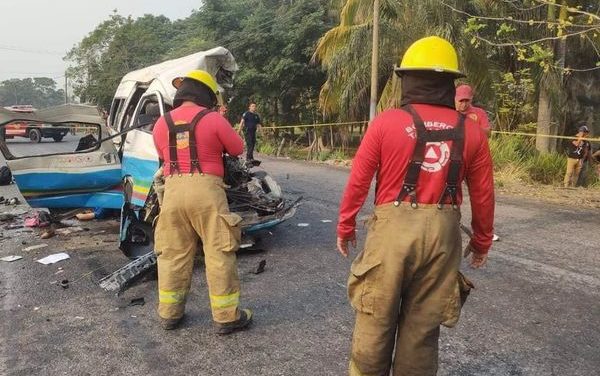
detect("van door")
[0,121,123,209]
[121,91,165,207]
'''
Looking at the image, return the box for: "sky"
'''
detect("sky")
[0,0,201,82]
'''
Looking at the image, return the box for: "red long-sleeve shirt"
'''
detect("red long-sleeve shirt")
[464,105,491,132]
[153,104,244,177]
[337,104,495,254]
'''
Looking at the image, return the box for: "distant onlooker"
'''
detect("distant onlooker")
[564,125,591,188]
[238,102,262,161]
[455,84,491,137]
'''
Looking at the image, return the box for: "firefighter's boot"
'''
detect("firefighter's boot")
[215,308,253,335]
[160,315,184,330]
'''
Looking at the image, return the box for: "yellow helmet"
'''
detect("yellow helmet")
[395,36,463,76]
[172,70,219,94]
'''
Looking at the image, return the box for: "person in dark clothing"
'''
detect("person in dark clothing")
[564,125,591,187]
[238,102,262,161]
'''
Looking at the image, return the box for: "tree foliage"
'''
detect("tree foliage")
[65,13,175,109]
[0,78,65,108]
[63,1,332,125]
[314,0,599,152]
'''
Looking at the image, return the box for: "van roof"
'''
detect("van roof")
[115,46,238,98]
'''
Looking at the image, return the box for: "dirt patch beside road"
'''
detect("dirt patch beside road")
[497,182,600,209]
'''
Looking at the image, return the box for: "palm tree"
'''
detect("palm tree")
[313,0,496,121]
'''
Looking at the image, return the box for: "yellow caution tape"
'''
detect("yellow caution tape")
[261,121,367,130]
[491,130,600,142]
[258,120,599,143]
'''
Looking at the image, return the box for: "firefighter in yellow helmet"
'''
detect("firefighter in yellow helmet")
[337,36,494,375]
[152,70,253,333]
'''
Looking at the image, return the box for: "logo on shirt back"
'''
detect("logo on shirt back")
[175,120,190,149]
[405,121,452,173]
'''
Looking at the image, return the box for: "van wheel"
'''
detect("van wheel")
[28,128,42,143]
[53,135,64,142]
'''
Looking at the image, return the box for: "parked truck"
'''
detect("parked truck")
[2,105,69,143]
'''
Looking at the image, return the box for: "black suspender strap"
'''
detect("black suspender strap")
[165,112,180,176]
[394,104,427,208]
[437,113,465,209]
[188,109,213,175]
[394,105,466,210]
[164,109,214,176]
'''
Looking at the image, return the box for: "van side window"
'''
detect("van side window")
[132,94,163,133]
[120,88,147,131]
[108,99,125,130]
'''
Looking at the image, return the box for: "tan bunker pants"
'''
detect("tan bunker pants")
[155,174,243,323]
[564,157,582,188]
[348,203,464,376]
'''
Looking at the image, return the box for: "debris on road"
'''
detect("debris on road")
[128,297,146,307]
[99,252,157,292]
[6,224,24,230]
[253,260,267,275]
[59,219,81,227]
[55,227,85,236]
[75,211,96,221]
[24,211,51,228]
[23,244,48,252]
[0,255,23,262]
[493,234,501,241]
[60,279,69,289]
[297,223,310,227]
[40,228,56,239]
[0,167,12,185]
[4,197,20,206]
[320,219,333,223]
[0,213,16,222]
[37,252,70,265]
[240,235,257,249]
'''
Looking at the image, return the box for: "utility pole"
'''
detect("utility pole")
[369,0,380,121]
[64,72,68,104]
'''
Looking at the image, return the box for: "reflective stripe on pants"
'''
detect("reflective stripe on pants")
[210,291,240,310]
[159,289,188,305]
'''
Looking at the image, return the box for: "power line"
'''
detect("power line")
[2,71,64,76]
[0,44,65,56]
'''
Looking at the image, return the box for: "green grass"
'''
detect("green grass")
[256,139,277,155]
[489,134,569,186]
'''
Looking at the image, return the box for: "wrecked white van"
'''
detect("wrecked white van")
[0,47,298,265]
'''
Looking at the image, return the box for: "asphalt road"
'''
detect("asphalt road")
[4,134,81,158]
[0,154,599,376]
